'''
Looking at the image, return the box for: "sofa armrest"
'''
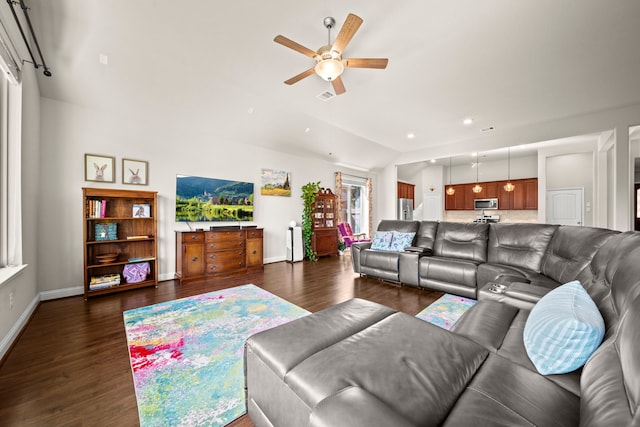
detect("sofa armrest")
[404,246,433,255]
[504,282,552,303]
[350,242,372,274]
[310,386,416,427]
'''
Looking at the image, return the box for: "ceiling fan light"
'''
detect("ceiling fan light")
[315,58,344,81]
[504,182,515,192]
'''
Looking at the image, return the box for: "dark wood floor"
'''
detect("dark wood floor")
[0,254,442,426]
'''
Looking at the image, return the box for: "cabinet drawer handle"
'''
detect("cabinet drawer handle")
[252,250,257,255]
[191,235,199,240]
[192,257,199,262]
[210,233,217,238]
[210,254,216,259]
[210,265,216,270]
[210,244,217,249]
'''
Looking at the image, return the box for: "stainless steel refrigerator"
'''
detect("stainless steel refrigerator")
[397,198,413,220]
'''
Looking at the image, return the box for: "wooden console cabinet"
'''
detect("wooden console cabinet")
[175,228,263,284]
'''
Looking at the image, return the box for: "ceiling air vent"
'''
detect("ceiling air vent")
[317,90,336,101]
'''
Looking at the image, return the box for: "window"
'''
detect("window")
[0,35,23,280]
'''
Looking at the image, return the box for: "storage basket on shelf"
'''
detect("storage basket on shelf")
[95,222,118,241]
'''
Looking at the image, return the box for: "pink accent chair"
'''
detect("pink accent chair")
[337,222,370,247]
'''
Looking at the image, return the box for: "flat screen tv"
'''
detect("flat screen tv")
[176,175,254,222]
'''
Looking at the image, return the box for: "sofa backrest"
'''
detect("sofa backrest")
[376,220,420,235]
[432,222,489,263]
[540,225,618,285]
[487,223,558,272]
[582,232,640,338]
[579,242,640,426]
[415,221,439,251]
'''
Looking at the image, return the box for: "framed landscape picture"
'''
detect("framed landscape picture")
[85,154,115,183]
[260,168,291,197]
[123,159,148,185]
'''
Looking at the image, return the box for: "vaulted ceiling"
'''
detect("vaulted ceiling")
[24,0,640,171]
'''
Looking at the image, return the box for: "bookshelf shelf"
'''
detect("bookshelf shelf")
[82,187,158,298]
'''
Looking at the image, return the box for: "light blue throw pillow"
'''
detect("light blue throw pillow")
[389,232,416,252]
[523,280,604,375]
[371,231,393,251]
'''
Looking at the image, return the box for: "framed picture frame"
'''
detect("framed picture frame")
[132,203,151,218]
[85,154,115,183]
[123,159,148,185]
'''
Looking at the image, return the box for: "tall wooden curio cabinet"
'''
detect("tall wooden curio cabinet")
[82,187,158,298]
[311,188,338,257]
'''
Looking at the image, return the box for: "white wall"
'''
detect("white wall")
[36,98,376,293]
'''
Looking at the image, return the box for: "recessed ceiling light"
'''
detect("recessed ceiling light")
[407,132,415,139]
[430,159,436,163]
[247,107,255,115]
[304,127,311,133]
[463,118,473,125]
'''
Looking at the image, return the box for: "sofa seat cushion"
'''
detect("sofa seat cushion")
[443,353,580,427]
[286,310,489,426]
[419,256,479,289]
[360,250,401,281]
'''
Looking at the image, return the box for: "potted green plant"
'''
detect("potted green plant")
[301,181,321,261]
[338,240,347,255]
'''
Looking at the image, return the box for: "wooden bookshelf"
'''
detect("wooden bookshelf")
[82,188,158,298]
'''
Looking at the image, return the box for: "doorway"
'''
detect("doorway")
[547,188,584,226]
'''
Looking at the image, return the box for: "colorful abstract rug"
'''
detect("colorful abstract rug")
[415,293,477,330]
[123,284,309,427]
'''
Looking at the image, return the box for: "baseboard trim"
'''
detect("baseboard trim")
[40,286,84,301]
[264,256,286,264]
[0,293,40,361]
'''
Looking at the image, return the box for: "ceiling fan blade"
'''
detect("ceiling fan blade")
[284,68,316,85]
[332,13,363,54]
[274,35,317,58]
[332,77,346,95]
[344,58,389,69]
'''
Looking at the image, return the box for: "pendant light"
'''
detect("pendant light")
[472,154,482,193]
[503,147,515,192]
[446,157,455,195]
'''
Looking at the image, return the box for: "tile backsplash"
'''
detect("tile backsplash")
[444,210,538,223]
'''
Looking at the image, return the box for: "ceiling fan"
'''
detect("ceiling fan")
[274,13,388,95]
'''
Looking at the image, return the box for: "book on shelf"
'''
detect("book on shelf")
[89,273,121,290]
[127,256,156,262]
[87,199,107,219]
[126,235,150,240]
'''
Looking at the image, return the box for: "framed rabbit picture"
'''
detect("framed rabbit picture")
[85,154,115,183]
[122,158,148,185]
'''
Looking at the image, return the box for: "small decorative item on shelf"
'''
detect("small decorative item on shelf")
[132,203,151,218]
[95,253,118,263]
[95,222,118,241]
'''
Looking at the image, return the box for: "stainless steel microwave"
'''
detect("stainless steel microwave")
[474,198,498,210]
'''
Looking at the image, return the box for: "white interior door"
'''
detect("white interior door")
[546,188,584,226]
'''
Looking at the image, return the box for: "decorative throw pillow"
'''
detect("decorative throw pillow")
[389,232,416,252]
[370,231,394,251]
[523,280,605,375]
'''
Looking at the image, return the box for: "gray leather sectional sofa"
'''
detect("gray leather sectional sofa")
[352,220,617,300]
[244,223,640,426]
